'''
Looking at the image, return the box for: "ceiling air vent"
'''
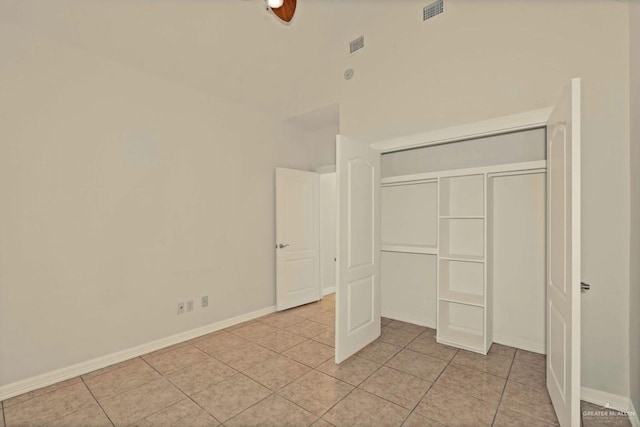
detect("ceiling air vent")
[349,36,364,55]
[423,0,443,21]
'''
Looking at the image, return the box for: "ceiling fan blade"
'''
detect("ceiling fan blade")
[271,0,296,23]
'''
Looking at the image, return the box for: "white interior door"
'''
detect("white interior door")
[546,78,581,427]
[275,168,320,311]
[335,135,381,363]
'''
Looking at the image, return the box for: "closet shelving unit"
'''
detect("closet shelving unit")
[380,160,546,355]
[436,174,489,353]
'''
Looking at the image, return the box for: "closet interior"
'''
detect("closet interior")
[380,128,547,355]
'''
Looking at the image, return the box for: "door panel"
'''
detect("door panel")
[276,168,320,311]
[546,78,581,427]
[336,135,381,363]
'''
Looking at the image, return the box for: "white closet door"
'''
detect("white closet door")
[546,78,581,427]
[335,135,381,363]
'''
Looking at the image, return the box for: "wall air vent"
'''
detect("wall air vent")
[423,0,444,21]
[349,36,365,55]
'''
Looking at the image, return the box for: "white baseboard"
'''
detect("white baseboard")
[581,386,639,425]
[322,286,336,296]
[630,398,640,427]
[493,334,546,355]
[0,305,276,402]
[381,311,436,329]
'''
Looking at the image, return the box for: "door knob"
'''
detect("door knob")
[278,243,290,249]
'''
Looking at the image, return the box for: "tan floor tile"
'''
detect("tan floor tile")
[132,398,219,427]
[318,298,335,312]
[488,343,516,359]
[230,322,280,341]
[381,317,393,326]
[306,311,335,327]
[85,358,161,401]
[407,334,458,362]
[312,418,334,427]
[192,374,271,422]
[142,344,209,375]
[509,357,546,389]
[4,382,95,427]
[494,406,556,427]
[259,312,306,329]
[141,341,190,358]
[323,389,409,427]
[317,356,381,386]
[2,377,82,408]
[500,380,559,426]
[450,349,513,377]
[244,355,310,390]
[167,357,236,396]
[279,370,353,416]
[215,342,278,371]
[82,358,141,380]
[356,341,402,364]
[312,330,335,347]
[385,320,427,336]
[285,320,331,339]
[283,341,334,368]
[581,401,632,427]
[226,394,317,427]
[435,364,506,403]
[191,331,249,356]
[251,330,307,353]
[42,401,112,427]
[422,328,437,337]
[379,326,422,347]
[360,366,432,410]
[414,384,497,426]
[100,378,184,427]
[514,349,546,370]
[290,303,325,319]
[401,412,445,426]
[386,349,447,382]
[1,408,5,427]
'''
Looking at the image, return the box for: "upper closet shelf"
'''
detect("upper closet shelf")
[381,245,438,255]
[381,160,547,185]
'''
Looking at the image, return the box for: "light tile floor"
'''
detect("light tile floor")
[1,293,632,426]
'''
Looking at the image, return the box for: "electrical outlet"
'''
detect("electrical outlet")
[201,296,209,308]
[177,302,185,315]
[186,300,194,312]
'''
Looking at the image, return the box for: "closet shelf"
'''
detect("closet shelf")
[437,328,485,353]
[381,244,437,255]
[438,291,484,307]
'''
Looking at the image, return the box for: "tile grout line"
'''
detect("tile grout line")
[79,378,116,427]
[403,329,459,424]
[489,349,517,426]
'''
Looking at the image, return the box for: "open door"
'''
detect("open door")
[546,78,581,427]
[335,135,381,363]
[275,168,320,311]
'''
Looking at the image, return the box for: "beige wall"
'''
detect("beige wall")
[0,24,316,386]
[629,0,640,414]
[301,0,632,398]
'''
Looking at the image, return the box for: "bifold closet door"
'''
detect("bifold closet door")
[489,172,546,353]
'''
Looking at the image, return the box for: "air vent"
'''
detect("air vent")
[423,0,443,21]
[349,36,364,55]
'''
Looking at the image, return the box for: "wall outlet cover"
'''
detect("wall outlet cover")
[201,296,209,308]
